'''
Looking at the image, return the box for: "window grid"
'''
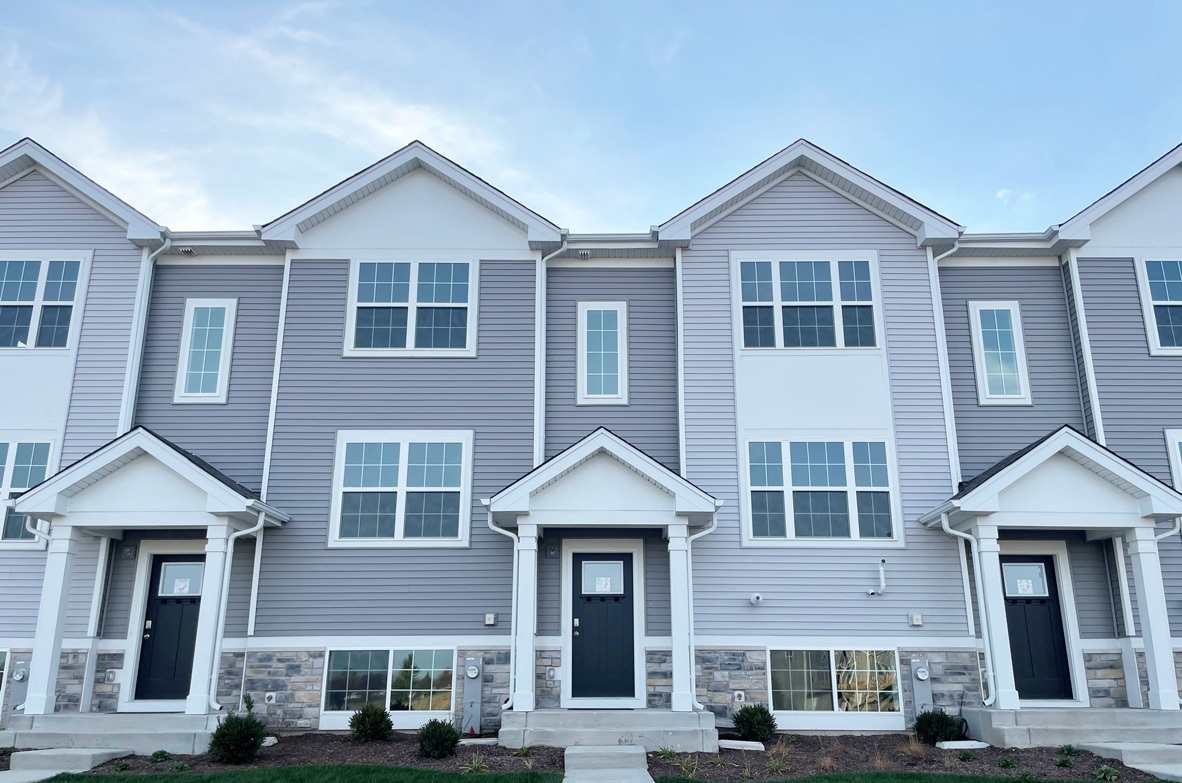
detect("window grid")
[969,301,1030,404]
[323,648,455,715]
[577,302,628,404]
[184,306,227,394]
[1,440,52,542]
[389,649,454,712]
[1146,261,1182,348]
[739,258,877,349]
[324,650,390,712]
[0,258,81,349]
[769,649,899,713]
[351,261,472,353]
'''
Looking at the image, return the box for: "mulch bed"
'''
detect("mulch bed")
[648,734,1158,782]
[86,732,563,775]
[0,746,12,772]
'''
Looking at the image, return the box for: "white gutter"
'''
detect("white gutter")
[938,512,996,706]
[118,236,172,433]
[928,242,962,487]
[533,239,568,466]
[686,510,720,710]
[1156,518,1182,542]
[209,509,267,711]
[484,504,519,710]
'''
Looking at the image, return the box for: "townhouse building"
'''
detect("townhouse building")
[2,135,1182,751]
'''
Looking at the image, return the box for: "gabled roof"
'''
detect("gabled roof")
[0,137,164,244]
[1056,140,1182,241]
[10,427,288,523]
[260,140,566,248]
[920,426,1182,525]
[656,139,964,250]
[488,428,720,524]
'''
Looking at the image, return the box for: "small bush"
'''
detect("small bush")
[1096,766,1119,782]
[675,754,702,779]
[111,759,131,772]
[168,761,190,773]
[149,750,172,763]
[417,718,460,759]
[958,751,976,762]
[460,753,490,775]
[901,737,926,757]
[915,708,962,745]
[349,702,393,743]
[732,703,777,743]
[512,745,535,757]
[1057,757,1075,769]
[208,696,267,764]
[768,757,790,775]
[1018,772,1039,782]
[655,746,678,761]
[1060,744,1082,757]
[998,756,1018,769]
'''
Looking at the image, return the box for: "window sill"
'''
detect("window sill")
[575,398,630,407]
[974,397,1034,407]
[0,346,71,353]
[743,537,905,549]
[172,395,230,405]
[326,538,470,549]
[342,347,478,359]
[0,538,48,550]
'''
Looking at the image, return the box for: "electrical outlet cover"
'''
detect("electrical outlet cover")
[265,692,277,704]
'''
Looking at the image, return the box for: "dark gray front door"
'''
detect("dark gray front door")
[571,553,635,699]
[136,555,204,700]
[1000,555,1073,700]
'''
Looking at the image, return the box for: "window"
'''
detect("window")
[159,563,204,596]
[1164,430,1182,490]
[346,260,476,356]
[577,301,629,405]
[323,648,454,727]
[0,257,83,349]
[770,649,900,714]
[174,299,237,404]
[325,650,390,712]
[968,301,1031,405]
[329,430,473,548]
[1139,259,1182,354]
[746,439,896,542]
[389,649,454,711]
[738,255,878,349]
[1,441,51,543]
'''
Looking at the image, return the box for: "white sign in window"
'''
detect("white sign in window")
[581,561,624,595]
[1002,563,1049,598]
[159,562,205,597]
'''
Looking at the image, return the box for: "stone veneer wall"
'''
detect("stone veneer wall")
[1083,651,1128,707]
[91,651,124,712]
[216,652,246,711]
[455,649,509,731]
[53,649,88,713]
[646,649,673,709]
[694,648,768,722]
[535,648,560,708]
[898,650,982,724]
[239,650,325,730]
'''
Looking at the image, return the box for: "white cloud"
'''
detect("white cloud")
[995,188,1011,199]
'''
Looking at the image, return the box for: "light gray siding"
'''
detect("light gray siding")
[681,172,967,637]
[1062,262,1098,439]
[98,530,205,640]
[940,265,1086,478]
[256,258,535,636]
[545,267,679,470]
[134,264,283,491]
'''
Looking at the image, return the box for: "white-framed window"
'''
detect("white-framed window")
[328,429,474,548]
[736,251,880,350]
[1164,429,1182,490]
[321,647,455,730]
[769,648,900,714]
[576,301,628,405]
[344,260,478,358]
[1136,259,1182,356]
[1,440,52,545]
[173,298,237,404]
[744,438,899,544]
[968,301,1031,405]
[0,254,87,350]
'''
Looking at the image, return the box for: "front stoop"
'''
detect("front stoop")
[564,746,654,783]
[4,713,219,755]
[11,749,131,771]
[499,709,718,752]
[1081,743,1182,782]
[962,708,1182,748]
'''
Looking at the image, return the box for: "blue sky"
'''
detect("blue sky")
[0,1,1178,233]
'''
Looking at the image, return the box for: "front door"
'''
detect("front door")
[1000,555,1073,700]
[136,555,205,700]
[571,553,635,699]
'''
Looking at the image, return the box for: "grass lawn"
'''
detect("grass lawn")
[46,767,560,783]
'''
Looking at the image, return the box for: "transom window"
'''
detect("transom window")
[770,649,900,713]
[324,648,454,723]
[0,258,82,349]
[739,256,877,349]
[347,260,475,356]
[1143,260,1182,353]
[174,299,237,404]
[330,430,473,547]
[1,441,51,542]
[576,301,629,405]
[747,439,895,541]
[968,301,1031,405]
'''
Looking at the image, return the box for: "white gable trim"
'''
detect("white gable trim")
[1058,142,1182,241]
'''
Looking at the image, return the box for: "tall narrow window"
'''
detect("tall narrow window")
[968,301,1031,405]
[1,441,51,542]
[577,301,629,405]
[174,299,237,404]
[347,260,475,356]
[1144,260,1182,352]
[0,258,82,349]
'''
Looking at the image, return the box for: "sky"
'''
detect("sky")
[0,1,1179,234]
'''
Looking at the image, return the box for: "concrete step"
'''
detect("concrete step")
[1134,764,1182,782]
[5,731,211,756]
[504,726,715,752]
[7,713,218,732]
[503,709,713,730]
[565,745,649,772]
[10,749,131,772]
[1014,710,1182,729]
[498,709,718,752]
[1081,743,1182,766]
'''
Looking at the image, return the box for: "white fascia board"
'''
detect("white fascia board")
[1057,145,1182,241]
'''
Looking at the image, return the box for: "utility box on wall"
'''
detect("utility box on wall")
[910,657,933,714]
[461,656,483,735]
[6,653,31,711]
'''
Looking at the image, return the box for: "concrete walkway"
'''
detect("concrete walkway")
[0,748,131,783]
[563,746,653,783]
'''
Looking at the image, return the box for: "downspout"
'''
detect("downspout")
[1155,517,1181,542]
[118,236,171,433]
[686,511,719,710]
[485,505,519,710]
[534,238,568,466]
[209,509,267,711]
[938,512,996,706]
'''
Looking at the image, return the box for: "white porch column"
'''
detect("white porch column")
[973,523,1021,709]
[1127,527,1180,710]
[512,523,539,711]
[25,523,81,715]
[187,522,231,715]
[667,523,695,712]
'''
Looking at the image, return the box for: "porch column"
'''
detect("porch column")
[667,524,695,712]
[25,523,81,715]
[187,522,231,715]
[512,523,539,711]
[1127,527,1180,710]
[973,523,1021,709]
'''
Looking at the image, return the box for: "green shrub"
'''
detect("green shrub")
[417,718,460,759]
[915,708,962,745]
[1056,757,1075,768]
[732,704,777,743]
[349,702,393,743]
[149,750,172,763]
[1095,766,1119,782]
[997,756,1018,769]
[208,695,267,764]
[1018,772,1039,782]
[168,761,190,773]
[111,759,131,772]
[1060,744,1082,757]
[958,751,976,762]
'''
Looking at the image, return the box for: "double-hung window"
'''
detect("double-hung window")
[746,439,896,542]
[329,430,473,547]
[0,257,83,349]
[174,299,237,404]
[576,301,628,405]
[346,260,476,356]
[968,301,1031,405]
[739,255,878,349]
[1,441,52,543]
[770,648,900,716]
[322,647,455,729]
[1140,260,1182,355]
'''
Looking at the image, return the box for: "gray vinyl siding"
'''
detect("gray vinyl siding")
[256,258,535,636]
[545,267,679,470]
[681,171,967,637]
[1062,262,1098,439]
[134,265,283,491]
[224,540,255,638]
[940,265,1086,479]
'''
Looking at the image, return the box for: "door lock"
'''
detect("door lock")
[573,631,579,637]
[573,618,579,627]
[143,633,151,639]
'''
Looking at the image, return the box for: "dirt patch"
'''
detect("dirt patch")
[648,734,1158,782]
[87,732,563,775]
[0,746,13,772]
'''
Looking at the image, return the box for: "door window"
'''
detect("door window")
[159,562,204,597]
[1002,562,1049,598]
[581,561,624,595]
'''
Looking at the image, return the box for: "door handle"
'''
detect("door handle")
[573,631,579,637]
[143,633,151,640]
